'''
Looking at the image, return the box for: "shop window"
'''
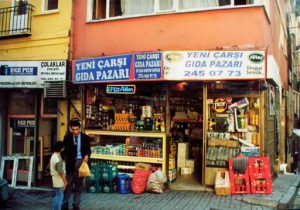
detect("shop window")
[9,90,35,115]
[41,98,58,117]
[206,82,261,168]
[43,0,58,11]
[85,83,166,131]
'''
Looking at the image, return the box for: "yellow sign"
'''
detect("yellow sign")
[213,98,227,113]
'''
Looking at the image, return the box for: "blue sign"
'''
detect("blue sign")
[0,66,38,76]
[106,85,136,94]
[74,54,133,83]
[10,119,35,128]
[134,52,162,80]
[8,67,38,76]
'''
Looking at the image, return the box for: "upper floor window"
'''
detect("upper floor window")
[43,0,58,11]
[88,0,257,21]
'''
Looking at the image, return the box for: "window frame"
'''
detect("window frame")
[87,0,262,22]
[41,0,59,13]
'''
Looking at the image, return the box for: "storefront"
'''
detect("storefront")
[0,60,66,186]
[73,50,279,190]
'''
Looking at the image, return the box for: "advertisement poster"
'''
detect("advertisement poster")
[134,52,162,80]
[163,51,266,80]
[73,54,133,83]
[0,61,66,88]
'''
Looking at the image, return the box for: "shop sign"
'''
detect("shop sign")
[0,61,66,88]
[106,85,136,94]
[134,52,162,80]
[73,54,132,83]
[163,51,266,80]
[213,98,227,113]
[10,119,35,128]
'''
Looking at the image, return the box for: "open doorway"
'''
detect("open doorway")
[168,82,204,190]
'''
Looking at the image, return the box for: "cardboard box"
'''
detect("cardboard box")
[178,142,188,151]
[186,159,195,168]
[135,163,152,171]
[177,159,186,167]
[178,143,189,158]
[186,160,195,172]
[177,153,187,160]
[181,167,192,175]
[215,171,231,196]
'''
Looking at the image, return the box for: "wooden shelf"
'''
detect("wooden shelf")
[91,154,163,164]
[86,130,167,173]
[85,130,165,138]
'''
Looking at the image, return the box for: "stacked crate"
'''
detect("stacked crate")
[248,157,272,194]
[86,164,118,193]
[86,165,101,193]
[99,164,118,193]
[228,157,251,194]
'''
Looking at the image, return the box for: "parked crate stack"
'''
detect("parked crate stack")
[248,157,272,194]
[228,157,251,194]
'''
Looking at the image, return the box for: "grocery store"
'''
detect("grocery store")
[73,50,280,194]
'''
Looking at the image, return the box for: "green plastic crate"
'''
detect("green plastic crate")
[85,179,100,193]
[100,180,116,193]
[99,164,118,181]
[86,165,100,181]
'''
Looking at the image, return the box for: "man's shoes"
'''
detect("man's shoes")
[73,207,80,210]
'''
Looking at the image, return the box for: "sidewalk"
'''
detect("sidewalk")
[1,174,300,210]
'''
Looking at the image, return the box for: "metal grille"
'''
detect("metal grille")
[0,3,34,37]
[44,81,67,98]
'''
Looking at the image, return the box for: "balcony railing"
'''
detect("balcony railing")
[0,3,34,38]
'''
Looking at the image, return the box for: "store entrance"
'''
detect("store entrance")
[168,82,204,190]
[8,118,56,188]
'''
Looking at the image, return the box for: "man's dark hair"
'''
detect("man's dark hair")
[69,118,81,127]
[53,141,64,152]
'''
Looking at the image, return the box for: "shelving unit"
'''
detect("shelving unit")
[85,130,167,173]
[90,154,164,164]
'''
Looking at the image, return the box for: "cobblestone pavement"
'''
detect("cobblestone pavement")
[1,189,275,210]
[0,174,300,210]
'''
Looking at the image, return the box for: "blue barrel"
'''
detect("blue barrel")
[116,174,131,194]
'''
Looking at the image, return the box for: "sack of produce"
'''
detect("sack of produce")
[131,170,151,194]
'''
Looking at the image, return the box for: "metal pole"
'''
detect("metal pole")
[33,89,40,186]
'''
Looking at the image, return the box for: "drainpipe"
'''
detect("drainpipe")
[33,89,40,186]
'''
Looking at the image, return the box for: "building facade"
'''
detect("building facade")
[0,0,71,185]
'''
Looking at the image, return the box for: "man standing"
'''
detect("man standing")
[62,118,91,210]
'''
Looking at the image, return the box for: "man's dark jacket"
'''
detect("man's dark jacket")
[62,132,91,174]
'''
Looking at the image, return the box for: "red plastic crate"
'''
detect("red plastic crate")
[229,157,251,195]
[250,177,272,194]
[248,157,272,179]
[248,157,272,194]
